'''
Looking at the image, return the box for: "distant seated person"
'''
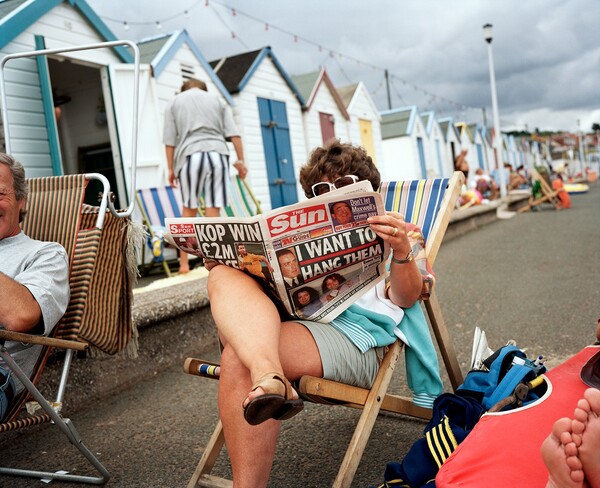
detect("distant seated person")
[454,149,469,180]
[507,164,529,190]
[552,173,571,209]
[469,168,499,201]
[0,154,70,421]
[292,286,321,319]
[458,188,483,209]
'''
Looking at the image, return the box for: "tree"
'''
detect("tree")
[592,122,600,132]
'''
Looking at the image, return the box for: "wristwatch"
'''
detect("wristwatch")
[391,250,414,265]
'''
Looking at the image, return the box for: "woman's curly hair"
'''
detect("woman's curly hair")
[299,139,380,198]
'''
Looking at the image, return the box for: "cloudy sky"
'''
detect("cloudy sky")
[87,0,600,133]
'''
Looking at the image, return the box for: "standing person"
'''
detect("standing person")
[0,154,70,421]
[163,78,248,274]
[205,139,442,487]
[454,149,469,181]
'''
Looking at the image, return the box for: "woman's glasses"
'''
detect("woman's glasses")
[311,175,359,197]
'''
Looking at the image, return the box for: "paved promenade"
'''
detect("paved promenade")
[2,184,599,487]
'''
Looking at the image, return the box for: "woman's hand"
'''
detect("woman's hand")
[367,211,412,258]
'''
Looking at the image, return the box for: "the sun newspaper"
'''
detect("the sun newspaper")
[165,181,390,323]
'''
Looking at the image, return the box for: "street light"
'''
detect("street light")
[483,23,507,198]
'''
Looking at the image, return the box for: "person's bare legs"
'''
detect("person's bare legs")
[179,206,220,273]
[575,388,600,487]
[210,265,323,487]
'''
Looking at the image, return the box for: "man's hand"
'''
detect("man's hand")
[168,169,178,188]
[233,160,248,180]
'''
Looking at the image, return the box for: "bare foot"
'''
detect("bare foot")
[178,267,190,275]
[542,417,584,488]
[578,388,600,488]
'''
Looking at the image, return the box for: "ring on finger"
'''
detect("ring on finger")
[392,227,398,237]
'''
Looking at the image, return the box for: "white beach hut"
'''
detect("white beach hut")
[0,0,161,207]
[420,110,450,177]
[210,46,306,210]
[337,81,384,167]
[438,116,462,175]
[291,68,350,154]
[380,106,429,180]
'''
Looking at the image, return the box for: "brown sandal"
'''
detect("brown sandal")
[243,372,304,425]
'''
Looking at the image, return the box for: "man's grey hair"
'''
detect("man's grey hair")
[0,153,28,221]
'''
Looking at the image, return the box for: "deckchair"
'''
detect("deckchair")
[0,174,130,484]
[183,171,465,488]
[136,185,183,277]
[199,174,262,217]
[517,166,561,213]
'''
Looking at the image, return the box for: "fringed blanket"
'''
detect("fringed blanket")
[79,206,145,357]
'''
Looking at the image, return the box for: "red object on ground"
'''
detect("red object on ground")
[552,179,572,208]
[436,346,600,487]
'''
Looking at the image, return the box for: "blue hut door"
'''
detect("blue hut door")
[258,97,298,208]
[476,143,484,169]
[417,137,427,178]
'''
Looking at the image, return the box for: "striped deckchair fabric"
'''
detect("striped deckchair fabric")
[220,175,262,217]
[137,185,183,224]
[135,185,184,277]
[380,178,449,241]
[78,207,139,355]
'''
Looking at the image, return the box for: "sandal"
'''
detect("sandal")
[243,372,304,425]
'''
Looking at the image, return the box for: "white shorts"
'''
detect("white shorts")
[178,151,230,210]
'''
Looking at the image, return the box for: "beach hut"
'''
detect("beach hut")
[291,68,350,154]
[136,29,233,186]
[455,122,477,172]
[0,0,160,206]
[380,106,429,180]
[438,116,462,174]
[210,46,306,210]
[337,81,384,166]
[467,123,488,172]
[420,110,450,177]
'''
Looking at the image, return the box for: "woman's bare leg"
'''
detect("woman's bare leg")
[211,265,323,487]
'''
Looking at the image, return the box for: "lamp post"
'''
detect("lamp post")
[483,23,507,198]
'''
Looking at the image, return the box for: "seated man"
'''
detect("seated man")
[0,154,70,421]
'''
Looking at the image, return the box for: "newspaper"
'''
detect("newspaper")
[165,181,390,323]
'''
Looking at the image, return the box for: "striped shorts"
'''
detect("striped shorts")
[178,151,230,209]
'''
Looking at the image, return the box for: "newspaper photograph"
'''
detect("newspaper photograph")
[165,181,390,323]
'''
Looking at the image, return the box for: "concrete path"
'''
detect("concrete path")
[1,185,598,487]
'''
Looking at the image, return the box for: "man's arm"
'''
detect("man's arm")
[0,272,42,332]
[230,136,248,179]
[165,145,177,187]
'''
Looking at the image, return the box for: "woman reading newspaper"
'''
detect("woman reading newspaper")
[206,139,442,487]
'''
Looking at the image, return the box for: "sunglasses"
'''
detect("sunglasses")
[311,175,359,197]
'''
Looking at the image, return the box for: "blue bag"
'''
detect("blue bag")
[457,344,546,411]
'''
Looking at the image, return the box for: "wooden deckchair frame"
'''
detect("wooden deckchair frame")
[184,172,465,488]
[517,166,562,213]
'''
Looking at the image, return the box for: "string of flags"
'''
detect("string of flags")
[98,0,481,116]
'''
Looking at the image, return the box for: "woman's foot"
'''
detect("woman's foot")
[242,372,303,425]
[542,417,584,488]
